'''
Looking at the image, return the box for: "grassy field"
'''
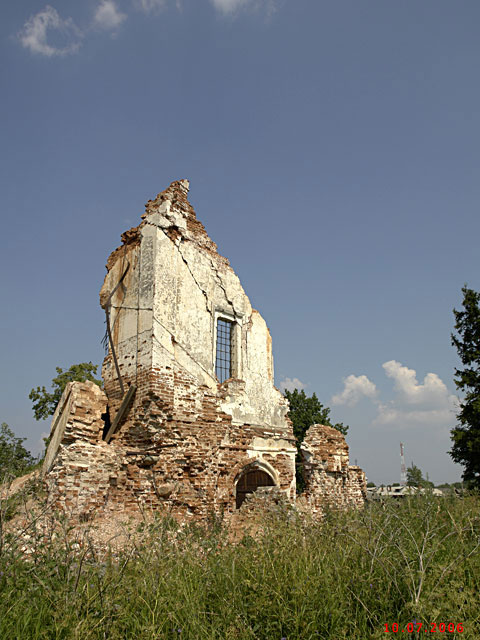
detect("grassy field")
[0,487,479,640]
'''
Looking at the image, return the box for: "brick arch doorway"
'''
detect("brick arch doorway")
[235,467,275,509]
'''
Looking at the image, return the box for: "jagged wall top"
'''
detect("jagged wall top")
[105,180,227,273]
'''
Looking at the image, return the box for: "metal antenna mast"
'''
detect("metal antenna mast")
[400,442,407,486]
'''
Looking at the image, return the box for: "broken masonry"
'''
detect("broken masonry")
[43,180,366,521]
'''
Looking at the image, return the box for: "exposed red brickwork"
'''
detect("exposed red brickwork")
[44,382,120,518]
[300,424,366,517]
[45,364,296,523]
[143,179,224,260]
[105,226,142,273]
[44,180,365,525]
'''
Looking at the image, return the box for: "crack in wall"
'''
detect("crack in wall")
[152,316,217,384]
[44,180,365,524]
[147,218,234,318]
[209,258,236,313]
[177,237,212,316]
[110,305,153,311]
[244,312,254,371]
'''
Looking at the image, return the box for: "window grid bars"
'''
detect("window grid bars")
[215,318,234,383]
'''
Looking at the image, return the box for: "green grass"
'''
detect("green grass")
[0,493,479,639]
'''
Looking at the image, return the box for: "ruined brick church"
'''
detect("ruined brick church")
[43,180,365,522]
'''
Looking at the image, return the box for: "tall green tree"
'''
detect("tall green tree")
[450,286,480,488]
[406,463,423,487]
[406,463,433,488]
[284,388,349,492]
[0,422,35,478]
[284,389,348,442]
[29,363,102,421]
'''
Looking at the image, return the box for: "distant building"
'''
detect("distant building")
[367,485,444,500]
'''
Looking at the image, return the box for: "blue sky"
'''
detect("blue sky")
[2,0,479,485]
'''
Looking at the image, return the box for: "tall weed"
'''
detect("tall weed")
[0,491,478,639]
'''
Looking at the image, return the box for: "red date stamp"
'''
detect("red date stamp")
[384,622,464,633]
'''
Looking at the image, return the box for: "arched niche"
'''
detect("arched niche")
[235,464,275,509]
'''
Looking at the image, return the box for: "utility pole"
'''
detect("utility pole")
[400,442,407,486]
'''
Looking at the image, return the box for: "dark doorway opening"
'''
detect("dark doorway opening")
[235,468,275,509]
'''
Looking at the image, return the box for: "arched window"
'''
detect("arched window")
[235,468,275,509]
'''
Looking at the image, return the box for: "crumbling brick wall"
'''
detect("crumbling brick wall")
[43,381,121,517]
[44,180,297,522]
[43,181,365,524]
[300,424,366,517]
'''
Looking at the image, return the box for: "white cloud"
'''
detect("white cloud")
[17,0,278,58]
[331,360,459,435]
[93,0,127,30]
[382,360,451,408]
[18,6,82,57]
[210,0,278,16]
[134,0,167,13]
[278,377,306,393]
[371,361,459,432]
[331,374,377,407]
[372,403,457,433]
[210,0,248,11]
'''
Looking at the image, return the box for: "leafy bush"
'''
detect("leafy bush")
[29,362,102,421]
[0,422,35,479]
